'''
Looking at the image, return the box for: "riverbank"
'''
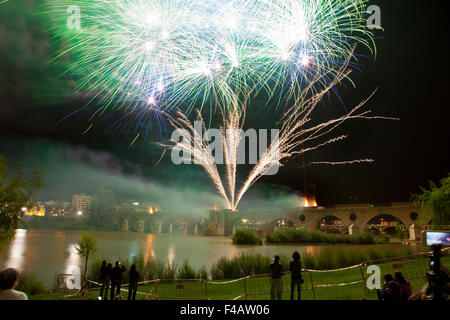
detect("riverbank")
[82,246,419,284]
[1,229,428,288]
[266,228,390,244]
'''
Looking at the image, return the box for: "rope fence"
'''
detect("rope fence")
[58,247,449,300]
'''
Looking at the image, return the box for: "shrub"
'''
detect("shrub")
[16,271,47,296]
[351,232,375,244]
[0,230,14,255]
[231,228,262,245]
[307,247,416,269]
[163,261,177,280]
[197,266,209,280]
[85,246,417,283]
[210,253,272,280]
[380,234,391,243]
[177,260,197,279]
[301,251,316,269]
[266,228,380,245]
[87,258,103,282]
[315,248,338,270]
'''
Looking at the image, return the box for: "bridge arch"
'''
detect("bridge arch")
[314,215,349,233]
[360,213,408,234]
[307,213,351,233]
[144,217,160,233]
[242,203,425,238]
[271,218,295,228]
[125,215,140,232]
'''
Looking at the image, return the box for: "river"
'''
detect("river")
[0,229,425,287]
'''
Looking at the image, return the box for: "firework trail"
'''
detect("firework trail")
[223,106,245,209]
[45,0,374,119]
[164,109,233,209]
[233,57,398,208]
[307,159,375,166]
[166,55,397,211]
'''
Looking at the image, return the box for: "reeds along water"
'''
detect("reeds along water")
[87,246,414,282]
[231,228,263,245]
[265,229,390,244]
[14,270,47,295]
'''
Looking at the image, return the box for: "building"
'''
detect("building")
[25,205,45,216]
[43,200,72,216]
[72,194,91,213]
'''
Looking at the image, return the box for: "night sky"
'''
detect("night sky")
[0,0,448,207]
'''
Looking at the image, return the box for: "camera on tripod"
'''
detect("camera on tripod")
[426,244,449,300]
[429,244,442,272]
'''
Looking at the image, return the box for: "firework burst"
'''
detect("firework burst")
[46,0,374,119]
[165,55,397,211]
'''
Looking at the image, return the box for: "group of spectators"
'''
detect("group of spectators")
[269,253,448,301]
[98,260,139,300]
[0,251,448,300]
[96,251,304,301]
[378,272,412,301]
[269,251,304,300]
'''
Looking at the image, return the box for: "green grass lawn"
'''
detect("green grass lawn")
[30,255,449,300]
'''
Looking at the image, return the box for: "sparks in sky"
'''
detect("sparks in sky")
[165,56,396,211]
[46,0,375,120]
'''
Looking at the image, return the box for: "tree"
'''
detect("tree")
[413,174,450,226]
[88,187,117,230]
[116,203,136,231]
[395,224,405,241]
[0,156,43,249]
[75,232,97,295]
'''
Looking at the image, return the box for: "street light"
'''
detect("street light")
[21,207,27,212]
[77,211,83,216]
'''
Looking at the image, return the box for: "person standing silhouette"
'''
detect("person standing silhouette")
[128,264,140,300]
[110,261,126,300]
[269,255,283,300]
[99,261,108,299]
[289,251,303,300]
[102,262,112,300]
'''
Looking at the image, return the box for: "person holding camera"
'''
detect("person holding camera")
[425,245,450,300]
[379,274,402,301]
[110,261,126,300]
[289,251,303,300]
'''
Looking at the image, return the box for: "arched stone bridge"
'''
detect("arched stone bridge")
[121,213,201,235]
[290,203,422,232]
[240,202,426,240]
[119,202,427,240]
